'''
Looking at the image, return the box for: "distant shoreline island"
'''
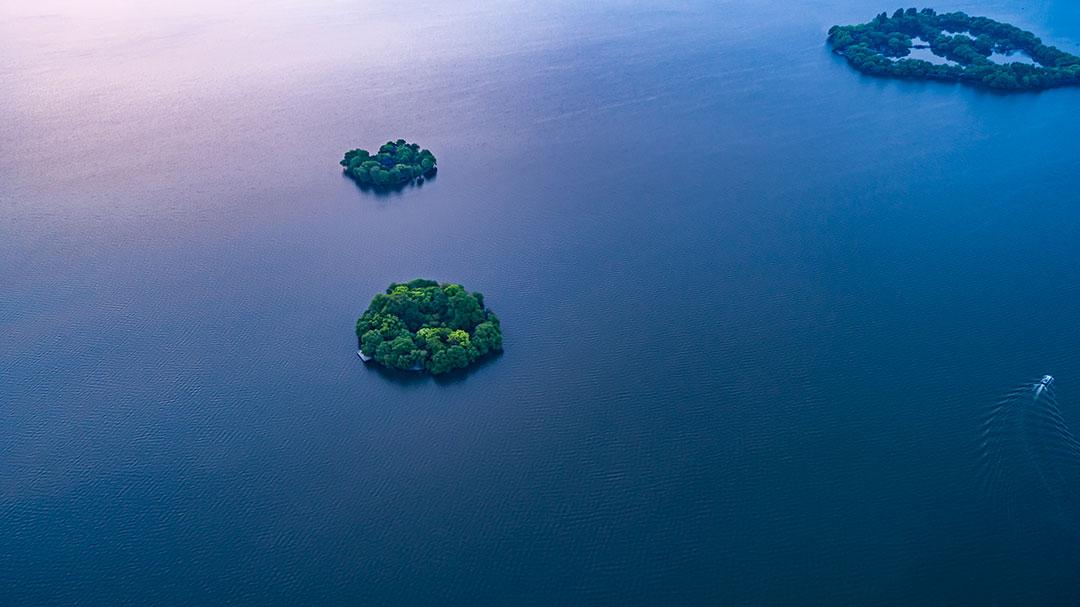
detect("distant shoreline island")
[340,140,437,189]
[828,8,1080,91]
[356,279,502,375]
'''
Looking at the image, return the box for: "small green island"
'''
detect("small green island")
[828,8,1080,90]
[340,139,437,188]
[356,279,503,375]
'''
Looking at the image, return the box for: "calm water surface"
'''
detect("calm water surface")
[4,0,1080,604]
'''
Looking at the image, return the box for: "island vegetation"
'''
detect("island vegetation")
[828,8,1080,90]
[340,140,437,188]
[356,279,503,375]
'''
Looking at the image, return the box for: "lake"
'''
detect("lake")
[3,0,1080,604]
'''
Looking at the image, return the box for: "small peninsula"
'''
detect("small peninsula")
[340,140,437,188]
[356,279,502,375]
[828,8,1080,91]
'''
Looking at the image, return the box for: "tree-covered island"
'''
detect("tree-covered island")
[356,279,503,375]
[828,8,1080,90]
[340,140,437,188]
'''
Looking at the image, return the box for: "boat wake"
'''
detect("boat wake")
[978,376,1080,533]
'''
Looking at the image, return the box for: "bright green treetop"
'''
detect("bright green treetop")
[357,279,502,375]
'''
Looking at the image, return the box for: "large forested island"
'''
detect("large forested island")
[356,279,502,375]
[828,8,1080,90]
[341,140,437,188]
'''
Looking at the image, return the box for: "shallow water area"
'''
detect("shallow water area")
[905,39,960,66]
[989,50,1038,65]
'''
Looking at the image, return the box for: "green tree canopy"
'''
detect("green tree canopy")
[340,140,437,189]
[828,8,1080,91]
[356,279,502,374]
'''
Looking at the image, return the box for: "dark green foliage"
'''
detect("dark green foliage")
[340,139,437,188]
[356,279,502,374]
[828,8,1080,91]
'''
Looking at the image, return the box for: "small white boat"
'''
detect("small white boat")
[1035,374,1054,398]
[357,350,425,372]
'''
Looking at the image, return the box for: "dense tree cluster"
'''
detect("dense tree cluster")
[356,279,503,375]
[340,140,437,188]
[828,8,1080,90]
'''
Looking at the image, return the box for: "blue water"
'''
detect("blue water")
[3,1,1080,604]
[906,39,959,65]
